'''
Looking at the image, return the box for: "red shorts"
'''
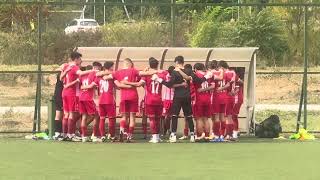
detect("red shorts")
[62,95,78,112]
[162,100,173,115]
[79,100,96,115]
[99,104,116,118]
[233,103,243,115]
[120,100,138,113]
[193,103,211,118]
[212,102,226,114]
[146,105,163,116]
[226,98,235,116]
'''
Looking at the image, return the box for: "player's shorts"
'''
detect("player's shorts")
[226,97,235,116]
[162,100,173,115]
[120,100,139,113]
[146,104,163,116]
[212,102,226,114]
[193,103,211,118]
[62,95,77,112]
[79,100,96,115]
[233,103,243,115]
[99,104,116,118]
[55,95,63,111]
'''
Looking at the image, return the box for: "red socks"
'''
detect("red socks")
[99,117,106,137]
[220,121,226,136]
[128,126,135,135]
[67,118,74,135]
[150,117,156,134]
[184,128,189,136]
[81,126,87,137]
[232,115,239,131]
[108,118,116,137]
[226,124,234,136]
[62,117,68,134]
[213,121,221,137]
[120,120,126,132]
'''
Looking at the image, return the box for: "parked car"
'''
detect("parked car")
[64,19,99,34]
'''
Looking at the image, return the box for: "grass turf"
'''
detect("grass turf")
[0,138,320,180]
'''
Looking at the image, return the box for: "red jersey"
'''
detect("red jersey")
[190,81,196,102]
[79,72,96,101]
[194,71,211,105]
[225,69,236,95]
[142,72,166,105]
[162,72,174,101]
[95,76,115,105]
[234,75,244,104]
[62,64,79,97]
[113,68,140,101]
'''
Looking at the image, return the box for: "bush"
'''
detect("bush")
[101,21,170,47]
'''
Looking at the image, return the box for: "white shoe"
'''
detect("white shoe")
[190,135,195,143]
[92,136,101,143]
[149,138,159,143]
[179,135,188,140]
[232,131,239,139]
[169,134,177,143]
[82,137,89,142]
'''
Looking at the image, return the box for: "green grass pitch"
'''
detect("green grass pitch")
[0,138,320,180]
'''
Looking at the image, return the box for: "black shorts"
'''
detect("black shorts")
[55,95,63,111]
[172,97,192,117]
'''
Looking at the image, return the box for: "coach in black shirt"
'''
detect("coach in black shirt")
[156,56,212,143]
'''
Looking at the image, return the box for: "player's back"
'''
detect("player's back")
[143,73,165,105]
[79,72,96,101]
[63,64,80,96]
[96,76,115,105]
[113,68,140,101]
[194,71,211,105]
[162,72,174,101]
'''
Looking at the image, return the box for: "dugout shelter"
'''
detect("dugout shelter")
[77,47,258,134]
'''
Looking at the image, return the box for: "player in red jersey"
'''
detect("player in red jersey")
[224,65,236,140]
[193,63,212,140]
[96,61,129,142]
[113,58,159,142]
[161,66,175,136]
[59,52,94,141]
[232,69,244,139]
[78,63,102,142]
[140,57,166,143]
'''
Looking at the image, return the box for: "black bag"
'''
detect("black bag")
[255,115,282,138]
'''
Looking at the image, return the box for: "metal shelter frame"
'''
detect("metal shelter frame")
[0,0,317,133]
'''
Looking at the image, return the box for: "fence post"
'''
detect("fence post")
[303,5,308,129]
[171,0,176,47]
[48,97,56,138]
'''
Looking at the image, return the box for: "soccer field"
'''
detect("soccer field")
[0,138,320,180]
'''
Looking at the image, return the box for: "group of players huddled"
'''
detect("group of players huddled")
[53,51,243,143]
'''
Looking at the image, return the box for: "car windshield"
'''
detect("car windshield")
[80,21,98,26]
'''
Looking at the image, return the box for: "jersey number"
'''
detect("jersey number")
[201,81,209,89]
[151,81,160,94]
[100,80,109,93]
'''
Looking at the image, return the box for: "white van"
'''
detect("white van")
[65,19,99,34]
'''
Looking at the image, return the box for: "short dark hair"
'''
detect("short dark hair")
[218,60,229,69]
[70,52,82,61]
[174,56,184,65]
[86,65,93,70]
[104,61,114,70]
[149,57,159,69]
[80,66,86,71]
[210,60,218,69]
[168,66,175,75]
[92,61,102,67]
[184,64,192,70]
[124,58,133,66]
[193,63,205,71]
